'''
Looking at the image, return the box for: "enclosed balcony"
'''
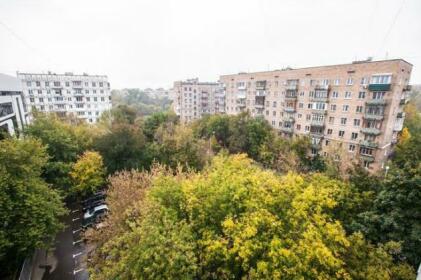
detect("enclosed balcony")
[363,112,384,121]
[285,92,297,101]
[366,99,387,106]
[360,154,375,163]
[254,101,264,109]
[284,107,296,113]
[368,84,391,91]
[280,126,293,133]
[361,127,381,136]
[256,90,266,97]
[359,140,378,149]
[310,119,325,127]
[286,84,298,91]
[255,81,267,90]
[399,98,407,105]
[282,116,295,123]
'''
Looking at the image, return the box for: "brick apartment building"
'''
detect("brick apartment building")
[220,59,412,172]
[173,78,224,123]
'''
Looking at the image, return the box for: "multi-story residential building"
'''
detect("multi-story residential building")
[17,72,112,123]
[173,78,224,122]
[0,73,29,136]
[220,59,412,172]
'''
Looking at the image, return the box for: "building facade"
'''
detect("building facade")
[220,59,412,172]
[173,78,224,122]
[17,72,112,123]
[0,73,29,136]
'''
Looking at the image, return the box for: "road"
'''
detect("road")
[33,202,89,280]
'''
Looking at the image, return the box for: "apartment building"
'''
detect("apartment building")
[220,59,412,172]
[173,78,224,122]
[17,72,112,123]
[0,73,29,136]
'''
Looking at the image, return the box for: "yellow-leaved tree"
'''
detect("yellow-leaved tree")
[70,151,105,196]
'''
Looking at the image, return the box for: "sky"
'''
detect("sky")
[0,0,420,89]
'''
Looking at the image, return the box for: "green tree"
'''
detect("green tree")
[94,123,149,174]
[0,138,66,277]
[70,151,105,196]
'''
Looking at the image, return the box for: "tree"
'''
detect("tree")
[94,123,149,174]
[87,154,414,279]
[0,138,66,277]
[70,151,106,196]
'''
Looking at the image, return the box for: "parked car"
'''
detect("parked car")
[82,197,105,211]
[81,192,106,209]
[84,204,109,220]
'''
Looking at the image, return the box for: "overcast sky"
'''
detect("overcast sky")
[1,0,420,89]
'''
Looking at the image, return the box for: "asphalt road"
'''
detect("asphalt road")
[36,202,89,280]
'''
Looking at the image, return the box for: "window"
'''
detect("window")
[371,75,391,84]
[330,104,336,111]
[36,81,41,86]
[307,103,312,109]
[271,120,275,126]
[92,82,97,87]
[39,97,44,102]
[360,147,373,156]
[299,103,304,108]
[329,117,334,124]
[354,119,360,126]
[356,105,363,113]
[75,96,83,102]
[45,81,49,86]
[99,82,103,87]
[306,114,311,121]
[346,77,353,85]
[322,79,329,86]
[30,97,35,103]
[54,81,60,87]
[340,118,347,125]
[332,91,339,98]
[314,102,326,110]
[272,111,276,116]
[360,77,368,85]
[349,144,356,151]
[334,79,340,85]
[363,161,370,168]
[325,140,330,146]
[266,110,269,116]
[298,114,302,119]
[305,126,310,132]
[273,101,277,107]
[343,105,349,112]
[26,81,32,86]
[345,91,352,99]
[101,97,105,101]
[37,90,42,94]
[358,91,366,99]
[372,91,385,100]
[339,130,345,137]
[65,82,70,87]
[327,129,333,135]
[351,132,358,140]
[296,124,301,130]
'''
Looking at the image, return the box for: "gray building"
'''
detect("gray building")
[0,73,29,136]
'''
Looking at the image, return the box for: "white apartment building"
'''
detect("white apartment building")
[173,78,224,122]
[0,73,29,136]
[17,72,112,123]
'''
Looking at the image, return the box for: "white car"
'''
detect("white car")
[83,204,108,220]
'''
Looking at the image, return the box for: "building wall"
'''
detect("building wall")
[17,72,112,123]
[173,78,224,123]
[220,59,412,172]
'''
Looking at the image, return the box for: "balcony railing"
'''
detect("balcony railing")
[256,81,266,90]
[280,127,293,133]
[311,142,322,149]
[310,131,324,138]
[285,84,298,91]
[285,94,297,100]
[368,83,391,91]
[359,140,378,148]
[256,90,266,97]
[361,127,381,135]
[282,116,295,123]
[363,113,384,121]
[255,103,264,109]
[237,85,247,90]
[310,119,325,127]
[310,96,329,102]
[284,107,296,113]
[237,93,246,99]
[360,154,375,163]
[399,98,407,105]
[366,99,387,106]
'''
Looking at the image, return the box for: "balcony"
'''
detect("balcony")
[399,98,407,105]
[285,84,298,91]
[403,85,412,92]
[280,127,293,133]
[360,154,375,163]
[284,107,296,113]
[255,102,264,109]
[359,140,378,148]
[310,131,324,138]
[237,85,247,90]
[237,93,246,99]
[237,101,246,108]
[282,116,295,123]
[311,142,322,150]
[363,113,384,121]
[256,90,266,97]
[285,94,297,101]
[361,127,381,136]
[310,119,325,127]
[310,96,329,102]
[394,119,404,132]
[366,99,387,106]
[368,83,391,91]
[314,85,329,91]
[256,81,267,90]
[397,112,405,118]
